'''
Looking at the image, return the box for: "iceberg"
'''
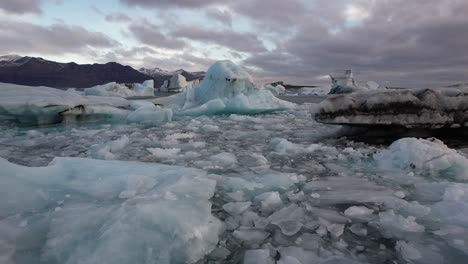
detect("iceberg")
[84,80,155,98]
[315,87,468,128]
[0,157,222,264]
[153,60,294,116]
[159,74,200,92]
[0,82,170,126]
[264,84,286,96]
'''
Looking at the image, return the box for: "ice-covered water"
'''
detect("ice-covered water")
[1,99,468,263]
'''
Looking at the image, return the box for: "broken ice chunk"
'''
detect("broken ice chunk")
[344,206,374,222]
[243,249,274,264]
[223,202,251,216]
[349,224,368,237]
[377,210,425,239]
[255,191,283,214]
[274,220,303,236]
[233,228,269,246]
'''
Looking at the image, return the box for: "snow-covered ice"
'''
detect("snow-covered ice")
[315,87,468,128]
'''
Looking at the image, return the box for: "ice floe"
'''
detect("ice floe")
[374,137,468,181]
[0,82,170,126]
[0,157,222,264]
[315,87,468,128]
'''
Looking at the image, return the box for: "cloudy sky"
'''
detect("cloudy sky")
[1,0,467,87]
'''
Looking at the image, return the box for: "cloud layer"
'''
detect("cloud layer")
[1,0,467,87]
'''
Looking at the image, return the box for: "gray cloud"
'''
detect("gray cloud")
[141,53,213,72]
[105,12,132,23]
[0,20,118,55]
[120,0,219,8]
[129,21,186,49]
[205,8,232,28]
[173,25,266,53]
[0,0,41,14]
[231,0,307,31]
[244,0,468,87]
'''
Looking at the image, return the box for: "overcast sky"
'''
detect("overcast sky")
[0,0,467,87]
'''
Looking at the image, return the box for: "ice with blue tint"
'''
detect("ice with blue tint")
[374,137,468,181]
[153,60,295,116]
[2,99,468,263]
[0,157,222,264]
[84,80,155,98]
[0,82,170,126]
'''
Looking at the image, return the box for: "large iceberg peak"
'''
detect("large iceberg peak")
[153,60,294,116]
[204,60,253,82]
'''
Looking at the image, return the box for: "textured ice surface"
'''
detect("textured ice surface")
[84,80,154,97]
[264,84,286,96]
[2,98,468,263]
[0,82,171,126]
[153,60,294,116]
[315,87,468,128]
[375,137,468,181]
[0,157,222,264]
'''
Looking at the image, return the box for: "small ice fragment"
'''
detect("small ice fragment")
[378,210,425,239]
[310,193,320,199]
[223,202,251,215]
[295,233,322,251]
[327,224,345,238]
[335,238,348,250]
[275,220,303,236]
[18,220,28,228]
[255,191,282,214]
[394,191,406,198]
[227,191,246,202]
[349,224,368,237]
[344,206,374,222]
[209,152,238,167]
[395,241,422,261]
[243,249,274,264]
[233,229,269,245]
[355,245,365,251]
[54,207,62,212]
[316,225,328,236]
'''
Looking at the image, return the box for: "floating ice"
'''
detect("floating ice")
[160,74,199,92]
[374,137,468,181]
[0,157,222,264]
[269,138,336,156]
[316,87,468,128]
[344,206,374,222]
[0,82,171,126]
[243,249,274,264]
[264,84,286,96]
[255,191,283,214]
[223,202,252,216]
[233,228,269,245]
[153,60,294,116]
[126,104,173,125]
[89,135,130,160]
[376,210,425,239]
[84,80,154,98]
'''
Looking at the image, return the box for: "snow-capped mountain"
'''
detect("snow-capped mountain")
[0,55,155,88]
[140,67,205,81]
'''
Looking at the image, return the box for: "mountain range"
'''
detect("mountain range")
[0,55,205,89]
